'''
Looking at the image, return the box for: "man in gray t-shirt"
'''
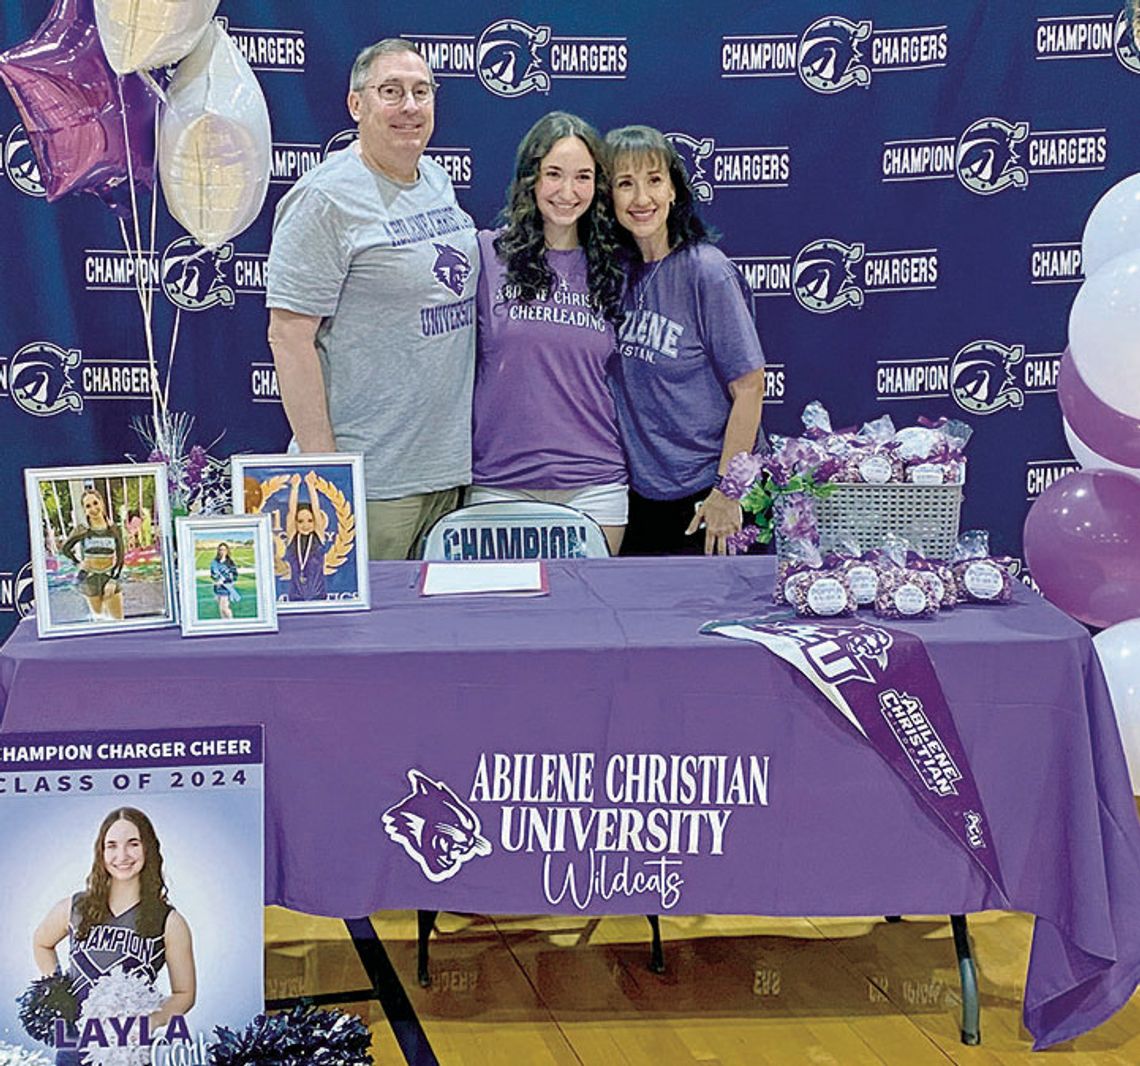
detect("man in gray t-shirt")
[266,39,478,559]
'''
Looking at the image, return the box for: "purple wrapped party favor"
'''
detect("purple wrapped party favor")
[953,558,1013,604]
[788,569,857,618]
[875,566,940,619]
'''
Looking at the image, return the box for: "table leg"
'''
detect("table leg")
[950,913,981,1045]
[417,909,437,988]
[647,914,665,974]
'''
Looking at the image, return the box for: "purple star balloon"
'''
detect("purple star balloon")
[0,0,156,215]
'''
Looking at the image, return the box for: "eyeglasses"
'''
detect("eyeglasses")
[365,81,437,106]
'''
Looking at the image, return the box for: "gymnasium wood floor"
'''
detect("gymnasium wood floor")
[265,907,1140,1064]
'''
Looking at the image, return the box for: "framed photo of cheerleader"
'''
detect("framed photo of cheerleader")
[175,514,278,637]
[230,454,370,613]
[24,463,177,639]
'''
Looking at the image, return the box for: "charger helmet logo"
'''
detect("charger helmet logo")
[4,125,45,197]
[665,133,715,203]
[323,129,358,158]
[477,19,551,97]
[15,562,34,618]
[798,17,872,93]
[431,243,473,297]
[956,118,1029,195]
[1114,10,1140,73]
[161,237,236,311]
[793,239,865,313]
[951,340,1025,413]
[10,342,83,416]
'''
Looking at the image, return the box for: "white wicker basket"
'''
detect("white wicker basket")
[778,482,963,560]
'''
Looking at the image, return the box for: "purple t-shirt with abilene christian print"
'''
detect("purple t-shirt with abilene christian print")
[472,230,625,489]
[610,242,765,499]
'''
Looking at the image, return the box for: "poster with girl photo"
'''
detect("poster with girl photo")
[230,455,369,613]
[175,515,278,637]
[24,464,176,639]
[0,726,263,1065]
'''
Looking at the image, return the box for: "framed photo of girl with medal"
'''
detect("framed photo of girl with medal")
[230,454,370,613]
[24,463,177,639]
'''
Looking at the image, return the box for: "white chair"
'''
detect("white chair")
[420,500,610,560]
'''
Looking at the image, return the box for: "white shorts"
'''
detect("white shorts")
[466,483,629,526]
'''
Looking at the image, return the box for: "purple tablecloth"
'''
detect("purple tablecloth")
[2,556,1139,1048]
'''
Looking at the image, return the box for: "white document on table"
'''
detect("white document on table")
[419,561,549,597]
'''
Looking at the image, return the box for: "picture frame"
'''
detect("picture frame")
[175,514,278,637]
[230,454,370,613]
[24,462,177,638]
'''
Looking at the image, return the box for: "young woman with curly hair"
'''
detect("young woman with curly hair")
[470,111,629,553]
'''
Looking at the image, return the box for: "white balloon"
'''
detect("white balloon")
[1064,417,1140,478]
[159,23,272,250]
[1082,172,1140,279]
[1068,248,1140,420]
[95,0,221,75]
[1095,619,1140,795]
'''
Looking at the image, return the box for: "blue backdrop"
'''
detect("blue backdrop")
[1,0,1132,639]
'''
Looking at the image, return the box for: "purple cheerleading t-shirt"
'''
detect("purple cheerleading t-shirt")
[610,242,765,499]
[472,230,625,489]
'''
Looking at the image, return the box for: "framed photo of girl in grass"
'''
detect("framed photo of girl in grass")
[24,463,176,639]
[175,514,278,637]
[230,454,370,613]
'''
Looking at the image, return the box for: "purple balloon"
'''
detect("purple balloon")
[1058,347,1140,468]
[0,0,155,215]
[1024,470,1140,628]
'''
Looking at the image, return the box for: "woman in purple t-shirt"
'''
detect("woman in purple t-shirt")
[605,124,767,556]
[471,112,628,553]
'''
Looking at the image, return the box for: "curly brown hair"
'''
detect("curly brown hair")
[75,808,170,942]
[492,111,625,323]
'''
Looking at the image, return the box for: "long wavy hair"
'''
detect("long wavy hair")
[75,808,170,942]
[493,111,624,323]
[604,125,716,268]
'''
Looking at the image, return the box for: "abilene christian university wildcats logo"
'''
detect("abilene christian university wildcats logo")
[431,243,473,297]
[383,770,492,882]
[755,621,895,688]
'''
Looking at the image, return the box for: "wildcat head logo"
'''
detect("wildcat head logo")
[1115,10,1140,73]
[793,239,865,313]
[161,237,235,311]
[956,118,1029,195]
[665,133,715,203]
[477,19,551,97]
[4,124,45,197]
[383,770,492,882]
[798,17,873,94]
[951,340,1025,414]
[431,243,473,297]
[9,342,83,416]
[765,621,894,686]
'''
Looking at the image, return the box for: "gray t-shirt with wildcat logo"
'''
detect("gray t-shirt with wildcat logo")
[267,148,478,499]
